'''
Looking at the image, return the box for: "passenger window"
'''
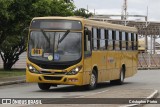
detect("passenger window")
[115,31,120,50]
[135,34,138,50]
[92,28,97,50]
[108,30,113,50]
[125,32,128,50]
[128,33,132,50]
[122,32,126,50]
[131,33,134,50]
[112,30,116,50]
[105,30,108,50]
[97,29,100,50]
[100,29,105,50]
[119,31,122,50]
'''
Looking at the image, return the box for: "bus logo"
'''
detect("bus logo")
[108,57,115,64]
[2,99,11,104]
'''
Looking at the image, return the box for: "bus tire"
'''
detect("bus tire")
[87,70,97,90]
[38,83,51,90]
[110,68,125,85]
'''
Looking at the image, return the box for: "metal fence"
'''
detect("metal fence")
[138,53,160,69]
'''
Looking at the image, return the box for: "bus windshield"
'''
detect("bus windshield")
[28,31,82,62]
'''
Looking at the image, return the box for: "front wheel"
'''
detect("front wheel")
[110,68,125,85]
[38,83,51,90]
[87,70,97,90]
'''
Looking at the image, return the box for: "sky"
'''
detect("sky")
[74,0,160,21]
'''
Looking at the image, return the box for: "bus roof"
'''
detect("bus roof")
[84,19,137,33]
[32,16,137,33]
[32,16,84,21]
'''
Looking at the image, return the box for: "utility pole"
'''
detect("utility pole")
[145,6,149,52]
[122,0,127,26]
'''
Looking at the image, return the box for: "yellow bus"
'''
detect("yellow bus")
[26,17,138,90]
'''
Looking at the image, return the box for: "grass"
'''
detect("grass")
[0,69,26,78]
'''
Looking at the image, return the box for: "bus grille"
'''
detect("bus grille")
[41,71,66,75]
[43,76,62,80]
[38,64,70,70]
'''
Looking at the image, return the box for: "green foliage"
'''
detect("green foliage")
[0,30,27,70]
[64,0,73,3]
[0,0,75,70]
[0,69,25,78]
[49,0,75,16]
[74,8,93,18]
[0,0,12,45]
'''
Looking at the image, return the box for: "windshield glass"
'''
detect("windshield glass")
[28,31,82,62]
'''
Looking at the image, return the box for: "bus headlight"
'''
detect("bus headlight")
[27,64,39,74]
[66,65,82,75]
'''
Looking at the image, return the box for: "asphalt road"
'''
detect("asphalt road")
[0,70,160,107]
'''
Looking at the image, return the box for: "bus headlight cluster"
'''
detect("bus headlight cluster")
[27,64,39,74]
[66,65,82,75]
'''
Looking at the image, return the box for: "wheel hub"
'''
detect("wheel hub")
[90,73,96,86]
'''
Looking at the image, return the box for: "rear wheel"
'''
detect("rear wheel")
[110,68,125,85]
[87,70,97,90]
[38,83,51,90]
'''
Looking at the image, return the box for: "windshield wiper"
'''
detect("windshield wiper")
[40,29,50,47]
[58,30,70,43]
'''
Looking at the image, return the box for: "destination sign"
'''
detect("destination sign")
[30,19,82,30]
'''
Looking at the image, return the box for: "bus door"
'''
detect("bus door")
[83,28,92,85]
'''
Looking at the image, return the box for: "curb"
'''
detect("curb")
[120,90,159,107]
[0,80,26,86]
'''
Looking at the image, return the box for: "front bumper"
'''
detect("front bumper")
[26,69,83,86]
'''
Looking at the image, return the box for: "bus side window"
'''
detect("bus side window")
[122,32,126,50]
[125,32,128,50]
[108,30,113,50]
[131,33,134,50]
[119,31,122,50]
[115,31,120,50]
[100,29,105,50]
[136,34,138,50]
[128,33,132,50]
[97,29,100,50]
[105,29,108,50]
[84,29,92,57]
[112,30,116,50]
[133,33,137,50]
[92,28,97,50]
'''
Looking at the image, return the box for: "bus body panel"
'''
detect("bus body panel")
[26,16,138,87]
[83,57,92,85]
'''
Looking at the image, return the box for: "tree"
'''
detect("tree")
[49,0,75,16]
[64,0,73,3]
[0,0,12,45]
[0,0,75,70]
[74,8,93,18]
[0,29,28,70]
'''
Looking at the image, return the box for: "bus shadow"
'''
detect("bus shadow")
[35,82,132,93]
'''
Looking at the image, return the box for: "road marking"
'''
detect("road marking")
[147,89,158,98]
[75,89,109,98]
[120,89,159,107]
